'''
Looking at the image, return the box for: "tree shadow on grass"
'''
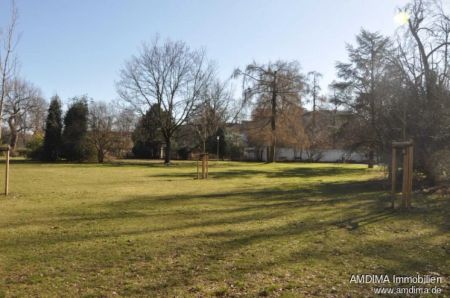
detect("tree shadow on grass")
[2,176,449,296]
[0,179,390,247]
[145,166,370,180]
[4,177,445,244]
[104,160,197,168]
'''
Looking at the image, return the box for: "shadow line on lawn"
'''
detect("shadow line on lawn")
[0,179,398,251]
[144,166,370,180]
[2,177,449,296]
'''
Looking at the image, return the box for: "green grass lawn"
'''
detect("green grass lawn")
[0,161,448,297]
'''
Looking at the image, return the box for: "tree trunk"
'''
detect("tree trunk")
[0,115,3,142]
[409,21,433,101]
[8,118,18,152]
[368,150,375,168]
[97,149,104,163]
[0,72,7,143]
[269,73,277,163]
[268,145,275,162]
[164,137,171,164]
[9,130,18,152]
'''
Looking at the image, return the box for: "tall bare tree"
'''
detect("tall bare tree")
[27,96,47,135]
[190,78,232,152]
[246,101,307,161]
[392,0,450,182]
[88,101,117,163]
[4,78,43,151]
[113,108,135,158]
[306,71,323,128]
[304,71,328,160]
[0,0,19,141]
[117,37,214,164]
[405,0,450,99]
[234,60,304,162]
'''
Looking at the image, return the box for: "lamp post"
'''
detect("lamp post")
[216,135,220,162]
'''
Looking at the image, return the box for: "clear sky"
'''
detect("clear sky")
[0,0,413,104]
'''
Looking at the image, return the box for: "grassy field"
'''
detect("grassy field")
[0,160,448,297]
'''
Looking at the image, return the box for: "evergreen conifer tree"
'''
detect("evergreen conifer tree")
[62,97,92,161]
[42,95,62,161]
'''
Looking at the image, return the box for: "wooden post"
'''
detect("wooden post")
[391,147,397,209]
[203,154,206,179]
[197,153,209,180]
[205,154,208,179]
[201,154,206,179]
[391,140,414,210]
[402,148,409,209]
[407,146,413,208]
[196,157,199,179]
[0,145,11,195]
[5,147,9,195]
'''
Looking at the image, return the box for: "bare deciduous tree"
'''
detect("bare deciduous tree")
[306,71,323,128]
[234,60,304,162]
[113,108,135,158]
[405,0,450,99]
[190,78,232,152]
[0,0,19,141]
[88,101,117,163]
[117,37,214,164]
[304,71,328,160]
[4,78,43,151]
[27,96,47,135]
[246,101,307,161]
[392,0,450,182]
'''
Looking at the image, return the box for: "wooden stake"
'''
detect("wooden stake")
[196,157,199,179]
[206,154,208,179]
[5,147,10,195]
[391,140,414,210]
[197,153,209,180]
[391,147,397,209]
[402,148,409,209]
[201,154,206,179]
[407,146,414,208]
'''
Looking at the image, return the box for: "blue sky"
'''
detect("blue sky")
[1,0,412,104]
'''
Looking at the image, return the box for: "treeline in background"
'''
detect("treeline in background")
[0,0,449,186]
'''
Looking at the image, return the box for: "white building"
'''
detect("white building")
[243,147,366,162]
